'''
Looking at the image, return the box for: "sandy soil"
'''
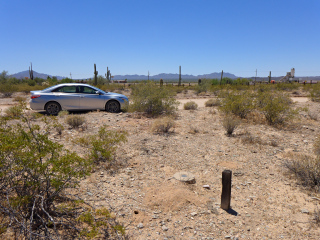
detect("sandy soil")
[1,91,320,239]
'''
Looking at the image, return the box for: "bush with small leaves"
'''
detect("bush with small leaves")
[75,125,127,163]
[219,91,254,118]
[66,114,86,128]
[222,114,240,136]
[151,116,175,134]
[129,82,179,117]
[0,84,18,98]
[183,101,198,110]
[256,91,297,125]
[58,110,69,117]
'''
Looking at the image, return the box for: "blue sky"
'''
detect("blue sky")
[1,0,319,78]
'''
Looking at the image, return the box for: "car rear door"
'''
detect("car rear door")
[51,86,79,110]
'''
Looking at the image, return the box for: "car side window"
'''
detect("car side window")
[79,86,97,94]
[52,86,77,93]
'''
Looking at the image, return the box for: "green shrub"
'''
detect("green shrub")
[256,91,297,125]
[4,105,23,119]
[75,126,127,163]
[151,116,175,133]
[0,114,92,238]
[183,101,198,110]
[219,91,254,118]
[222,114,240,136]
[0,83,18,97]
[129,82,179,117]
[66,115,86,129]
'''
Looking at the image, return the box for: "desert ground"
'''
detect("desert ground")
[1,90,320,240]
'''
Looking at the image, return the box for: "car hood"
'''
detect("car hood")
[104,92,128,98]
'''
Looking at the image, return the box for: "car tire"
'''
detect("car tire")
[105,100,120,113]
[45,102,61,115]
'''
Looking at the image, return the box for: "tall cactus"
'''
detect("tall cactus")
[178,66,181,86]
[29,62,34,80]
[268,71,271,83]
[220,70,223,85]
[94,64,98,85]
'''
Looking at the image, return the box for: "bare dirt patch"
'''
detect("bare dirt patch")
[1,92,320,239]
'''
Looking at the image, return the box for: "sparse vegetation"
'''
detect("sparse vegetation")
[205,98,220,107]
[183,101,198,110]
[222,114,240,136]
[151,116,175,134]
[129,82,179,117]
[66,114,86,129]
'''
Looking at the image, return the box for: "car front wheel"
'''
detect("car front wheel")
[45,102,61,115]
[105,100,120,113]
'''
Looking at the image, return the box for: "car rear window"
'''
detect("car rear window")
[52,86,77,93]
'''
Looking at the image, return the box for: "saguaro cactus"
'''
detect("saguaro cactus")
[29,62,34,80]
[178,66,182,86]
[220,70,223,85]
[160,78,163,87]
[268,71,271,83]
[94,64,98,85]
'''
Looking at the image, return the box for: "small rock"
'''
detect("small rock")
[173,171,196,184]
[203,185,210,189]
[162,225,168,231]
[301,209,309,214]
[137,223,144,229]
[190,212,197,217]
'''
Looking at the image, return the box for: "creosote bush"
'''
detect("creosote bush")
[129,82,179,117]
[151,116,175,134]
[66,114,86,128]
[0,113,127,239]
[75,125,127,164]
[219,91,254,118]
[183,101,198,110]
[222,114,240,136]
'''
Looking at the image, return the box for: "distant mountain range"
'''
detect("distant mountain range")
[9,70,320,81]
[10,70,65,80]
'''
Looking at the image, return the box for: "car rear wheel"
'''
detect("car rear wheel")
[45,102,61,115]
[105,100,120,113]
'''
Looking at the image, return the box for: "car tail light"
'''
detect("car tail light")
[31,95,41,99]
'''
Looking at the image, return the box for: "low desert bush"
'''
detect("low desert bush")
[256,91,297,125]
[284,153,320,191]
[0,83,18,97]
[151,116,175,133]
[66,114,86,128]
[13,96,26,102]
[4,105,23,119]
[222,114,240,136]
[0,114,127,238]
[58,110,69,117]
[308,110,318,121]
[129,82,179,117]
[205,98,220,107]
[183,101,198,110]
[219,91,254,118]
[75,125,127,164]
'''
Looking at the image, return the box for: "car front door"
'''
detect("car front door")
[78,86,105,110]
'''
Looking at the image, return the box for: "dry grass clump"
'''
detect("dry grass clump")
[240,132,263,145]
[66,115,86,129]
[222,115,240,136]
[205,98,220,107]
[284,152,320,191]
[183,101,198,110]
[58,110,69,118]
[13,96,26,102]
[308,111,318,121]
[151,117,175,134]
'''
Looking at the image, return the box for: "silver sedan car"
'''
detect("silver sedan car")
[30,83,129,115]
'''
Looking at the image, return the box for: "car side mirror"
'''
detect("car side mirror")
[95,91,101,95]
